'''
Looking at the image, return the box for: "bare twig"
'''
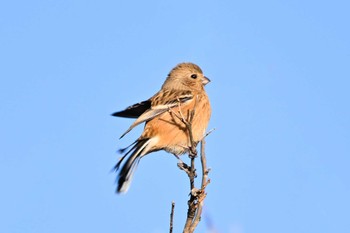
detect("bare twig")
[170,96,211,233]
[183,137,210,233]
[181,107,198,233]
[204,128,216,138]
[169,202,175,233]
[190,139,210,232]
[173,96,198,156]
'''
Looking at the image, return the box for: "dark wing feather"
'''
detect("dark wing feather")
[111,100,151,118]
[118,89,194,138]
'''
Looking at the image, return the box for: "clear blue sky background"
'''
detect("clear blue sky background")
[1,1,349,233]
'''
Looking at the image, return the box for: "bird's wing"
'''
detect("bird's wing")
[112,100,151,118]
[119,89,193,138]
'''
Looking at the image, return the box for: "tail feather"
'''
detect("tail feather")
[116,139,150,193]
[114,140,138,171]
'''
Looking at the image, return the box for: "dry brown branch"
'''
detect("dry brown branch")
[190,139,210,231]
[169,96,211,233]
[182,138,210,233]
[169,201,175,233]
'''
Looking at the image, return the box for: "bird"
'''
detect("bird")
[112,62,211,193]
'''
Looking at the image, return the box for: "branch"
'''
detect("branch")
[170,96,211,233]
[190,139,210,232]
[180,108,199,233]
[169,201,175,233]
[182,137,210,233]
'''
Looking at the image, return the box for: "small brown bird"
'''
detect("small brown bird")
[112,62,211,193]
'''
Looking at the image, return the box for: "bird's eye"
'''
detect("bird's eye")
[191,74,197,79]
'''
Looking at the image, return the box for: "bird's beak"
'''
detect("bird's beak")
[202,76,211,85]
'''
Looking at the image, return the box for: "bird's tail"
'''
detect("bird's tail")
[115,139,150,193]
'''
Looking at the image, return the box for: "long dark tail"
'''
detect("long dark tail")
[115,139,149,193]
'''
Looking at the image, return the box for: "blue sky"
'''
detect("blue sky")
[1,1,349,232]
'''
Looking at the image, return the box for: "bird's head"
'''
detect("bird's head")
[162,63,210,91]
